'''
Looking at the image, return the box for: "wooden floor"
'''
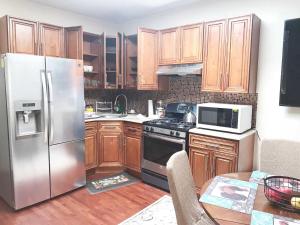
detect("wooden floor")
[0,181,166,225]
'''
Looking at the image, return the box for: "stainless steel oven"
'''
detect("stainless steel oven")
[142,132,186,176]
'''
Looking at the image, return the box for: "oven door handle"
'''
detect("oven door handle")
[143,132,186,145]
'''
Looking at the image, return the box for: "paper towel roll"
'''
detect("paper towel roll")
[148,100,154,117]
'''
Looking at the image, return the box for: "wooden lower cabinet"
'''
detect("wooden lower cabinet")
[189,133,254,192]
[85,121,142,175]
[189,147,211,193]
[84,122,98,170]
[124,123,142,172]
[98,122,123,170]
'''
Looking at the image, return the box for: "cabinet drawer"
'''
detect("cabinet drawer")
[98,122,122,132]
[189,134,238,154]
[124,123,142,137]
[85,122,97,131]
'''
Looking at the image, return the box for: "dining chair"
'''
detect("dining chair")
[166,150,216,225]
[259,139,300,179]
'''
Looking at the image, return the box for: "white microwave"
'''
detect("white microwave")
[196,103,252,134]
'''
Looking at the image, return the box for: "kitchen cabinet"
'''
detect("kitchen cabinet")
[137,28,159,90]
[189,147,211,193]
[98,122,123,170]
[83,32,102,90]
[85,122,98,170]
[180,23,203,64]
[137,28,169,91]
[65,26,83,60]
[158,27,181,65]
[202,19,226,92]
[124,34,138,89]
[189,133,254,193]
[124,123,142,172]
[202,14,260,93]
[0,16,38,55]
[39,23,64,57]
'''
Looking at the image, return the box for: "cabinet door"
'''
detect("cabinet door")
[158,27,180,65]
[39,23,64,57]
[181,23,203,63]
[124,135,141,172]
[8,17,38,54]
[189,147,211,192]
[98,132,123,168]
[85,129,98,170]
[212,152,237,176]
[65,26,83,60]
[223,16,252,93]
[137,28,158,90]
[202,20,226,92]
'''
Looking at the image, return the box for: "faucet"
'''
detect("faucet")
[114,94,128,114]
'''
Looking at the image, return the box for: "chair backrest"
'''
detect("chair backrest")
[166,150,215,225]
[259,139,300,179]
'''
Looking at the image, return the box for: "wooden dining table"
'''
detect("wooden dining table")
[200,172,300,225]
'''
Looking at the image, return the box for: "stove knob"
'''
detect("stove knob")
[145,127,150,131]
[175,132,180,137]
[170,131,174,136]
[150,127,154,132]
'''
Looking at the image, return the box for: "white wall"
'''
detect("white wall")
[0,0,119,34]
[120,0,300,167]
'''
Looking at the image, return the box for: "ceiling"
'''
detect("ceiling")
[30,0,200,23]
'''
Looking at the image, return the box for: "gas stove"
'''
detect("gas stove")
[143,119,195,138]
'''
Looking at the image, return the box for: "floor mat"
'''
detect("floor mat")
[86,172,139,194]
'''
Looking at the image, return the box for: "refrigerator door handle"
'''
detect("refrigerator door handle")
[46,71,54,144]
[41,70,48,143]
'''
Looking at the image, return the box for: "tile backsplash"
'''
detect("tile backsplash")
[85,76,257,127]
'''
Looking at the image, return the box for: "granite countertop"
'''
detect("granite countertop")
[189,128,256,141]
[85,114,152,124]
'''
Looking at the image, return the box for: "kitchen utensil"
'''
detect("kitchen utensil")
[183,107,196,123]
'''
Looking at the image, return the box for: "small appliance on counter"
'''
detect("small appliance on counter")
[196,103,252,134]
[141,102,196,191]
[155,100,166,118]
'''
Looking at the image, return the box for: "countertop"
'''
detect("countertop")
[189,128,256,141]
[85,114,152,124]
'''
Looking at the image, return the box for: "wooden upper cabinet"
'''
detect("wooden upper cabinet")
[158,27,180,65]
[137,28,158,90]
[0,16,38,55]
[65,26,83,60]
[224,15,260,93]
[180,23,203,63]
[202,20,226,92]
[39,23,64,57]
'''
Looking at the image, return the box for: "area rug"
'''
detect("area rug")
[86,172,139,194]
[119,195,177,225]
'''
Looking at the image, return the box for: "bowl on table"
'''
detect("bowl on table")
[264,176,300,213]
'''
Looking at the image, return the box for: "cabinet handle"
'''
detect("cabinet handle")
[127,128,137,132]
[205,143,219,149]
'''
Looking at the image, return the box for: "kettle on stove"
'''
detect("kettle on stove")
[183,107,196,124]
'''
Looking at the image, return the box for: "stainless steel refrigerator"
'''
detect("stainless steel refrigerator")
[0,53,86,210]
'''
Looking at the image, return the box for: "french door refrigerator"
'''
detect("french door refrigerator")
[0,53,86,210]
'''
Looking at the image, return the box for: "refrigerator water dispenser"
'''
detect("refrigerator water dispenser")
[15,101,42,137]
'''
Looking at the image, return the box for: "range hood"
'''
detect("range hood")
[156,63,202,76]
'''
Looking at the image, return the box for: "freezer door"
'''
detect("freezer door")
[45,57,84,145]
[49,140,86,197]
[4,53,50,209]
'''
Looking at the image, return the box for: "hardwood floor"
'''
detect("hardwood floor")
[0,181,166,225]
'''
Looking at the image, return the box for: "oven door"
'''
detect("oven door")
[142,132,186,176]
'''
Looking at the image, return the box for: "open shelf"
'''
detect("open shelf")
[84,71,99,75]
